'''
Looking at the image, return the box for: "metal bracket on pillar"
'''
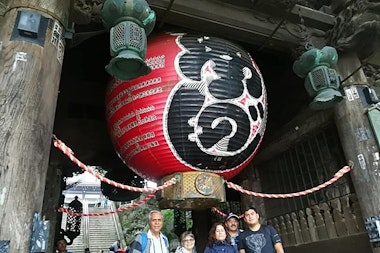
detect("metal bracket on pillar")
[10,10,48,46]
[368,104,380,149]
[364,215,380,248]
[29,212,50,253]
[0,241,10,253]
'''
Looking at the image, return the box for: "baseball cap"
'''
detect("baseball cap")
[225,212,239,222]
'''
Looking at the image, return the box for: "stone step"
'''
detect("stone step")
[62,204,121,253]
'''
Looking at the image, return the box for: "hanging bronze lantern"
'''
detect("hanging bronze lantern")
[293,45,343,110]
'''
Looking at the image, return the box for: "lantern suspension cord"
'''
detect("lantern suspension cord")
[339,56,371,84]
[225,163,353,198]
[68,0,75,24]
[158,0,176,29]
[255,2,297,52]
[256,19,285,52]
[52,135,177,192]
[340,63,363,84]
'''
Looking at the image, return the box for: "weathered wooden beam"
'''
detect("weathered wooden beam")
[148,0,335,51]
[255,4,335,31]
[289,5,334,31]
[148,0,301,51]
[214,0,335,31]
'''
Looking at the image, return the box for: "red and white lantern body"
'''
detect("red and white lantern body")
[106,33,267,181]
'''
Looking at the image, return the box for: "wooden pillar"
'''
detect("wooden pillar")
[41,164,64,253]
[239,164,266,221]
[334,52,380,253]
[0,1,70,252]
[192,209,212,252]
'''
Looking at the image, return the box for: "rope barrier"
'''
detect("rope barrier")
[211,207,244,219]
[53,135,176,193]
[53,135,353,217]
[58,194,156,217]
[226,165,352,198]
[211,207,227,217]
[213,165,352,218]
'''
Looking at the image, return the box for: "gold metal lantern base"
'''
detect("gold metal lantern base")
[158,171,226,210]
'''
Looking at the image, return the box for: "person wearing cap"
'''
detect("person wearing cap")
[224,213,242,252]
[239,207,284,253]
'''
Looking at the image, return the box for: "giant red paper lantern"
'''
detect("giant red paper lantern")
[105,33,267,181]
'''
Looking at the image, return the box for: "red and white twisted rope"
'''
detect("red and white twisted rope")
[58,193,156,216]
[53,136,176,193]
[211,207,227,217]
[211,207,244,219]
[226,165,352,198]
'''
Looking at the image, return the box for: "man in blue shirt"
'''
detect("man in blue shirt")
[225,212,242,252]
[128,210,169,253]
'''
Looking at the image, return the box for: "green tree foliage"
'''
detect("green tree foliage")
[118,196,179,247]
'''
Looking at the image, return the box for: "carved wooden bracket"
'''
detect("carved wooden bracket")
[327,0,380,60]
[71,0,103,24]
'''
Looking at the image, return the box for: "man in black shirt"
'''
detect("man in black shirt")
[239,207,284,253]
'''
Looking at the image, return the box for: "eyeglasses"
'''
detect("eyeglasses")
[182,239,195,243]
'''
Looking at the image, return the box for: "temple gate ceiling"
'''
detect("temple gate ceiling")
[48,0,380,178]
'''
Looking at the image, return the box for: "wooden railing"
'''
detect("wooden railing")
[267,194,366,246]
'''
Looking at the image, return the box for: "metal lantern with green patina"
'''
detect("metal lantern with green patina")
[293,45,343,110]
[102,0,156,80]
